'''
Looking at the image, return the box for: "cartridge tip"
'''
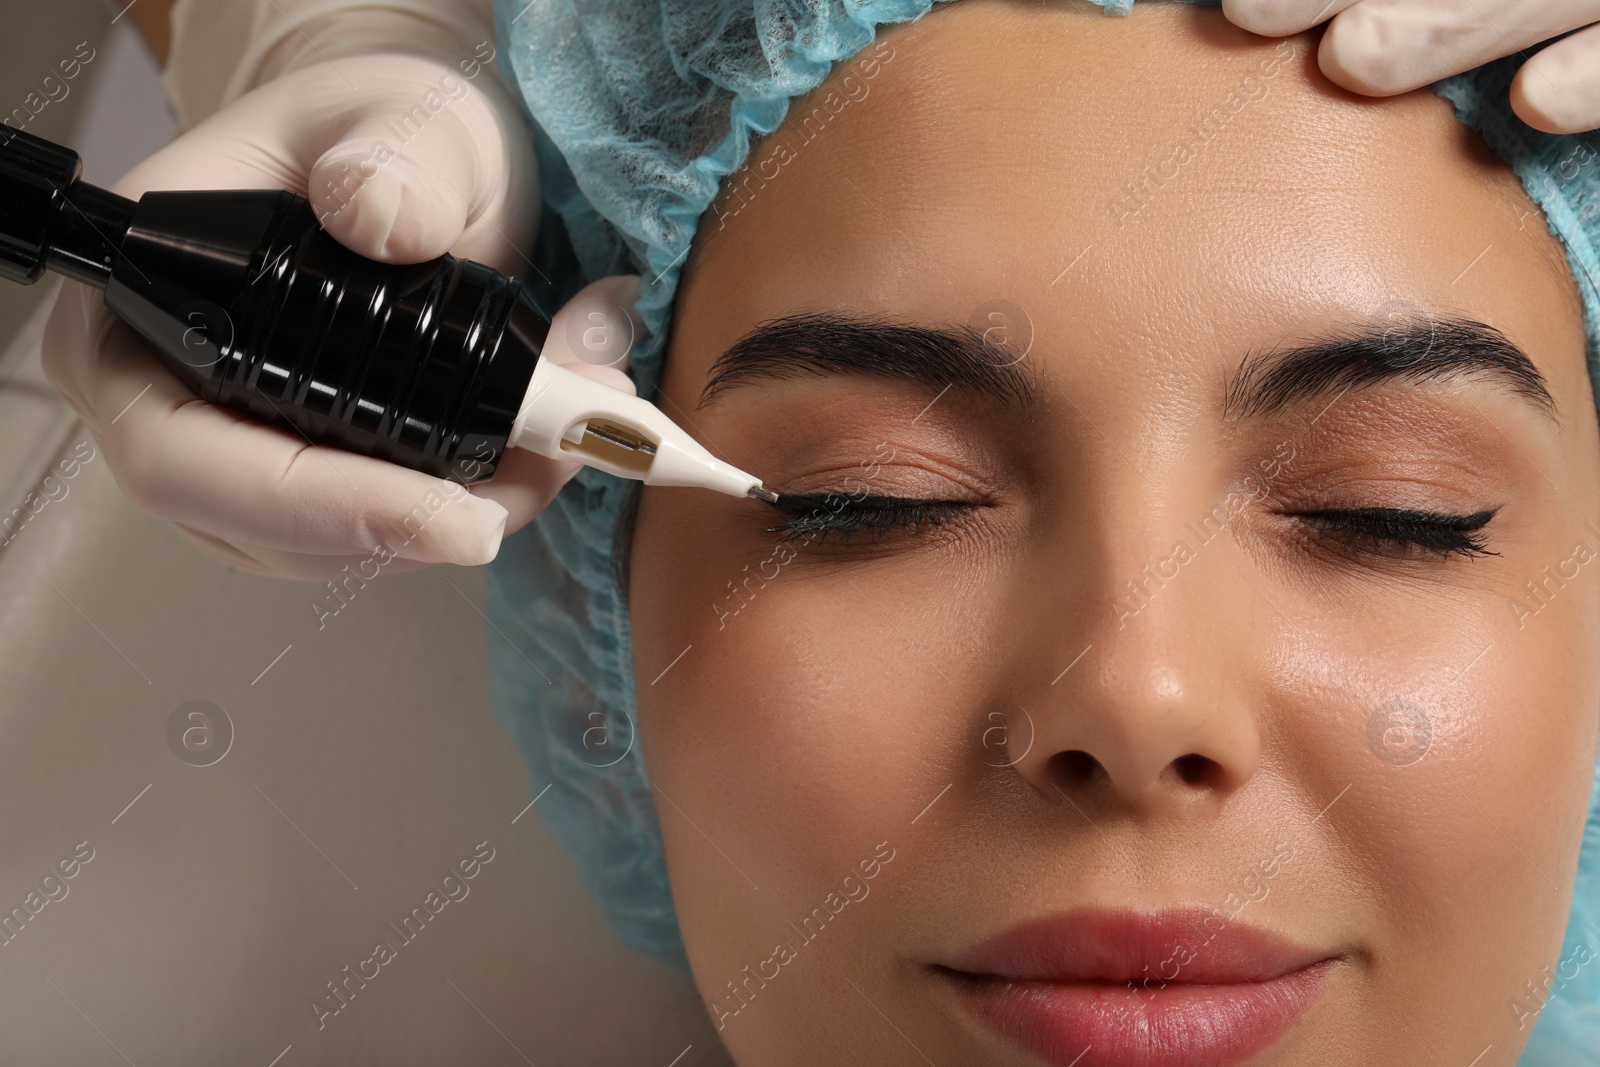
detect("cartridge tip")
[747,485,780,504]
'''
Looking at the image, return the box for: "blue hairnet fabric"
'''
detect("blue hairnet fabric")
[486,0,1600,1056]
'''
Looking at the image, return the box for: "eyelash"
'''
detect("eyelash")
[764,494,969,544]
[765,496,1501,560]
[1293,506,1500,560]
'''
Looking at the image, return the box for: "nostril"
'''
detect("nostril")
[1172,752,1219,786]
[1054,749,1102,786]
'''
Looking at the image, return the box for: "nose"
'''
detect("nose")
[1003,544,1262,815]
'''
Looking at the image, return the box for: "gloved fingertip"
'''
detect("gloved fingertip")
[1317,11,1421,98]
[460,529,507,566]
[546,274,643,374]
[428,492,509,567]
[309,151,462,262]
[1227,0,1366,38]
[601,273,643,310]
[464,445,588,537]
[379,158,463,260]
[1218,0,1298,38]
[1510,55,1600,136]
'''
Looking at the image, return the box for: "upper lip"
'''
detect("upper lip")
[942,906,1333,985]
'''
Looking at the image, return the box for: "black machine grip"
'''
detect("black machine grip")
[108,190,548,484]
[0,127,554,485]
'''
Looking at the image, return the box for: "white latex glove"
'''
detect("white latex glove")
[1222,0,1600,133]
[42,0,634,579]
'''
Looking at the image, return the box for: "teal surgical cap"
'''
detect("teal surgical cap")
[486,0,1600,1059]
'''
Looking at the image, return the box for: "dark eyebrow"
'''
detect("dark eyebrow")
[1223,316,1558,424]
[696,313,1038,410]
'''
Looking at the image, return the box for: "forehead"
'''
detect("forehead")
[670,0,1588,415]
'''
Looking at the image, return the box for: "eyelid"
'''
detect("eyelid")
[760,493,978,544]
[761,493,1502,562]
[768,456,996,506]
[1285,505,1501,562]
[767,489,953,515]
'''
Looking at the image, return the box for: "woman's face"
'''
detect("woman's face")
[627,2,1600,1064]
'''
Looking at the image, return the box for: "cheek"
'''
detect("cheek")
[628,496,1006,969]
[631,534,952,842]
[1274,566,1600,1023]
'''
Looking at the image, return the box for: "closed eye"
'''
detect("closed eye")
[763,493,970,544]
[1291,506,1500,561]
[763,494,1501,562]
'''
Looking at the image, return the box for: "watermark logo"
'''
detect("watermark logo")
[710,40,897,230]
[3,41,96,132]
[578,707,635,769]
[315,42,500,225]
[309,840,496,1029]
[710,841,896,1031]
[174,299,233,370]
[0,439,96,551]
[968,300,1033,368]
[976,700,1035,768]
[560,294,635,369]
[166,700,234,768]
[0,840,95,950]
[1366,698,1432,766]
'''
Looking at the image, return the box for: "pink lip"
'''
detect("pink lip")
[937,907,1337,1067]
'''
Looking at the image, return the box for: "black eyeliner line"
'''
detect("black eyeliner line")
[1296,506,1502,558]
[1294,505,1500,529]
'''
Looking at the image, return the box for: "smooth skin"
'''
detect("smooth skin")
[627,2,1600,1065]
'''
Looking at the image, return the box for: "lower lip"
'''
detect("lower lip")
[942,960,1335,1067]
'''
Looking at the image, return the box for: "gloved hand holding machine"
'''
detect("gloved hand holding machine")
[0,127,779,512]
[15,0,1600,580]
